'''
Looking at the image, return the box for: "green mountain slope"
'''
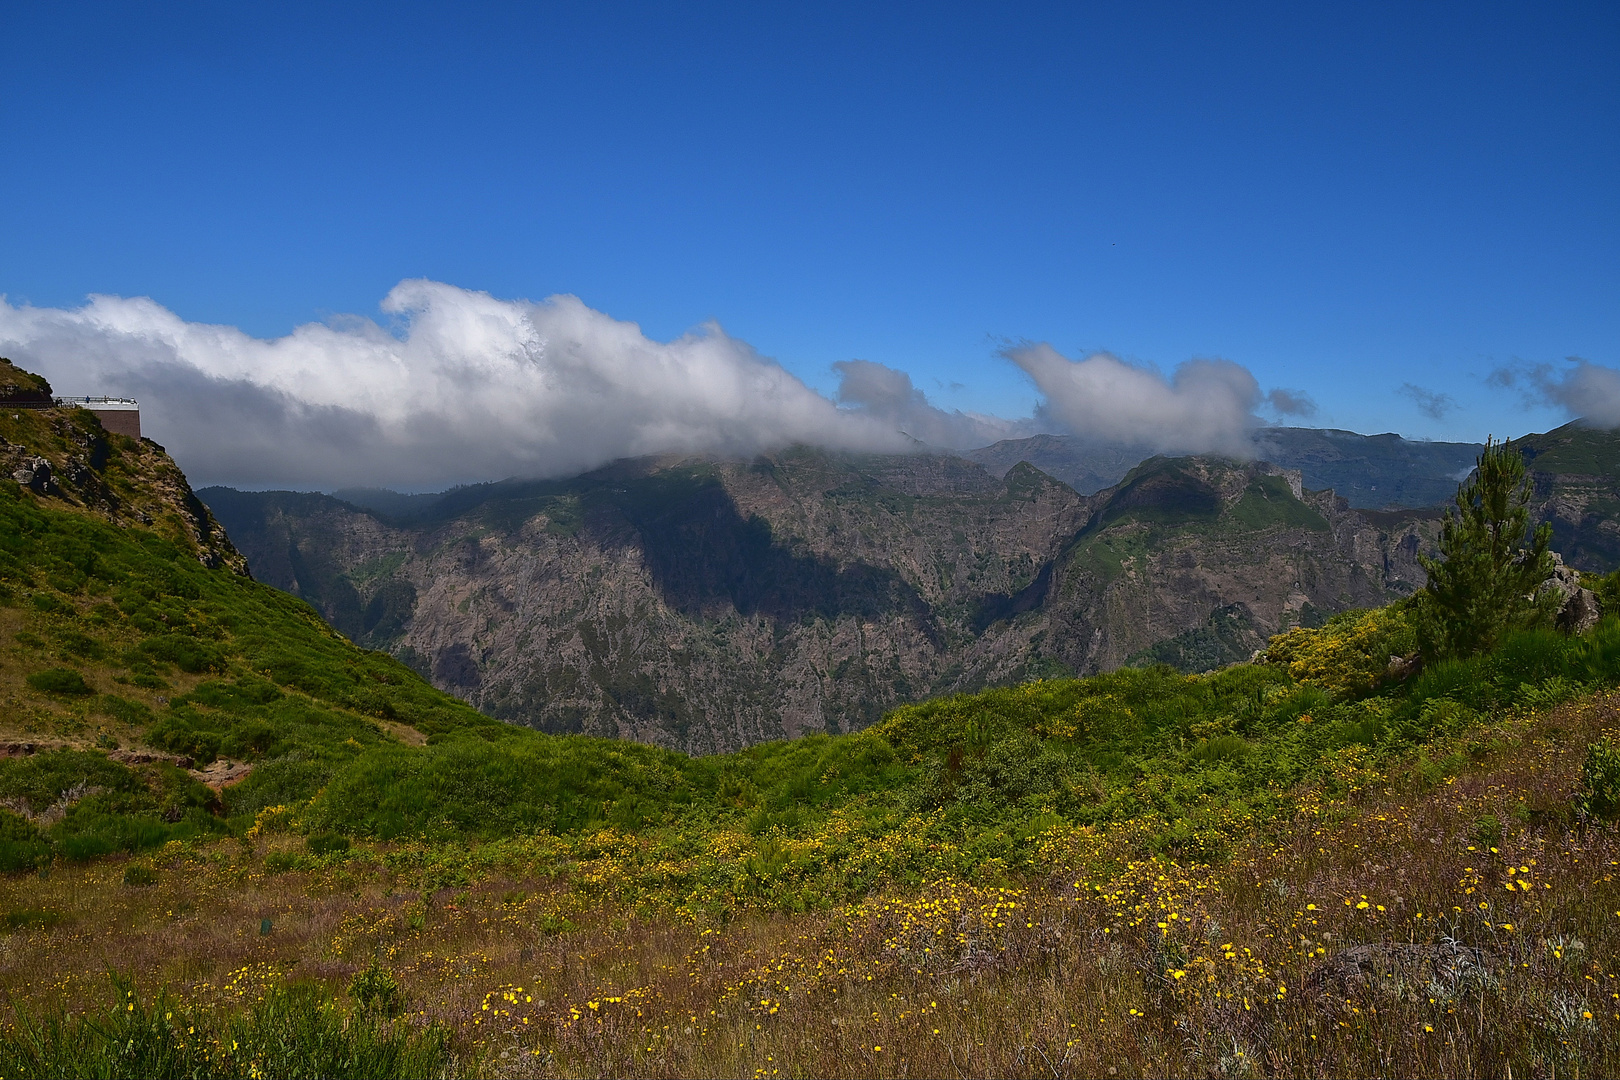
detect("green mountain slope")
[1000,455,1432,674]
[0,362,524,865]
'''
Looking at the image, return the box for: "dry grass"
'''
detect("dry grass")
[4,692,1620,1078]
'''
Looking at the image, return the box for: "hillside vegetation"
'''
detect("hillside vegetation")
[0,372,510,868]
[4,363,1620,1077]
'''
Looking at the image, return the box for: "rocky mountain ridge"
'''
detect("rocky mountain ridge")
[203,447,1439,753]
[966,426,1483,507]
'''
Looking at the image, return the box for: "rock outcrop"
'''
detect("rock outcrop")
[1542,552,1604,635]
[0,358,248,575]
[0,357,55,406]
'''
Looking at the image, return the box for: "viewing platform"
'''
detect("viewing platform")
[52,395,142,439]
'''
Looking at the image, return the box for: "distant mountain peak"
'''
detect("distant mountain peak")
[964,427,1483,509]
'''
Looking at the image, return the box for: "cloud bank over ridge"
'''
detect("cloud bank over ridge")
[1490,359,1620,430]
[1,281,922,488]
[1007,344,1281,458]
[0,279,1365,489]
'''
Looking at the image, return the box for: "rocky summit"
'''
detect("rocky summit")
[202,448,1439,754]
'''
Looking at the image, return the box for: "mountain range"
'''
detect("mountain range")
[201,436,1467,753]
[965,426,1483,506]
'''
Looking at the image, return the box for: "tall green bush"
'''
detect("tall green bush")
[1417,438,1553,660]
[1579,739,1620,822]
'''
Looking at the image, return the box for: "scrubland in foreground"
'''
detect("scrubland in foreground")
[3,683,1618,1078]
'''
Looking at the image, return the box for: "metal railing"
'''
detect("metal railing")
[52,396,140,408]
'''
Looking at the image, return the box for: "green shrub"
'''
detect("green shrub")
[122,863,156,887]
[264,851,300,873]
[1411,696,1480,738]
[0,751,137,815]
[1573,616,1620,683]
[1417,438,1555,660]
[52,804,174,861]
[0,810,51,873]
[306,832,351,856]
[223,758,331,821]
[0,908,61,932]
[25,668,92,695]
[1188,734,1249,763]
[1490,628,1578,688]
[348,962,404,1020]
[1589,569,1620,617]
[1263,605,1417,696]
[145,716,222,765]
[96,694,154,725]
[1579,739,1620,822]
[0,752,223,863]
[131,634,225,674]
[1472,814,1503,848]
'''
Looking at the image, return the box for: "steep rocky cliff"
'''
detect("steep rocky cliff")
[203,448,1435,753]
[1034,457,1432,673]
[1515,422,1620,573]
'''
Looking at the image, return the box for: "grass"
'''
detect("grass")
[1,686,1617,1077]
[0,464,519,861]
[0,974,450,1079]
[5,558,1620,1076]
[9,435,1620,902]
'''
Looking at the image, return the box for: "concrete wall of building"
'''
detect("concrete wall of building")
[89,408,140,439]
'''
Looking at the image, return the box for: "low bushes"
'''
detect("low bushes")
[24,667,92,695]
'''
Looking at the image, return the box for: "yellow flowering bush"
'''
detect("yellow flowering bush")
[1263,606,1417,697]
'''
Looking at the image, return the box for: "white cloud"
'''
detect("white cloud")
[1264,387,1318,418]
[0,281,915,488]
[831,359,1036,448]
[0,282,1317,487]
[1399,383,1456,420]
[1003,344,1263,457]
[1526,359,1620,429]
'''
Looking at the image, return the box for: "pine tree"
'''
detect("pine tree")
[1416,437,1553,659]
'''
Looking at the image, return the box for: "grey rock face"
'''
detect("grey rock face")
[11,455,57,495]
[1542,552,1604,636]
[202,449,1439,754]
[1515,422,1620,574]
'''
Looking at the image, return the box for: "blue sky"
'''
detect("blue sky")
[1,1,1617,471]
